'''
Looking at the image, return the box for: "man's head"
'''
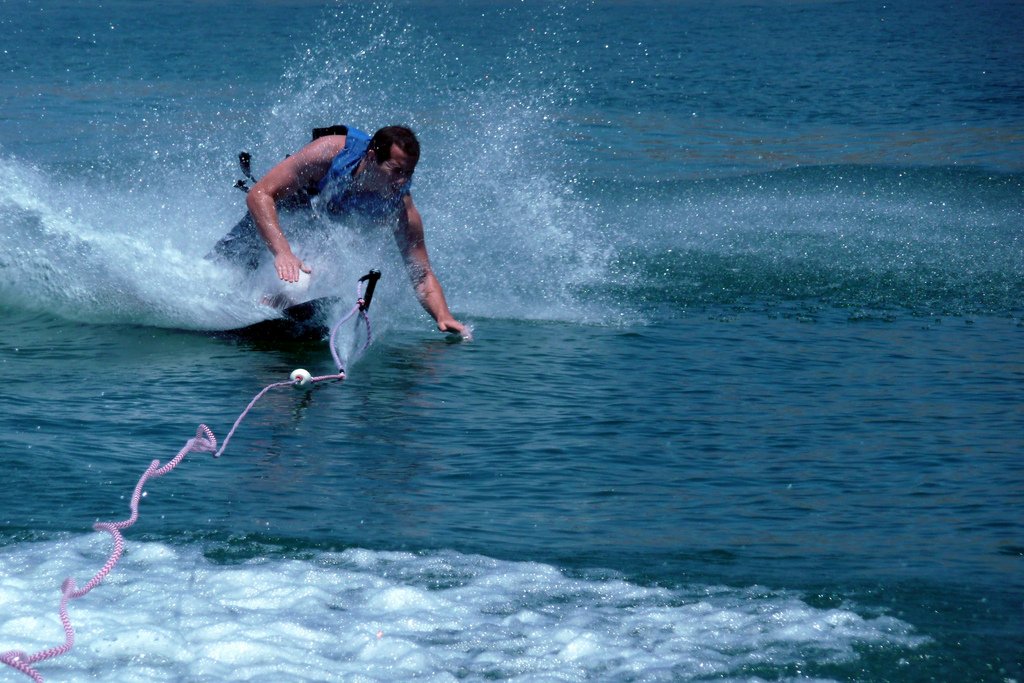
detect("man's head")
[369,126,420,165]
[362,126,419,195]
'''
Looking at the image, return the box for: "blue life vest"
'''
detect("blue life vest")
[316,126,410,218]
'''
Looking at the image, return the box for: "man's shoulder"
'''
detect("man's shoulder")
[397,193,422,232]
[296,135,349,168]
[398,192,420,217]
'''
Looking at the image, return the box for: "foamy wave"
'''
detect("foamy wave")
[1,538,927,682]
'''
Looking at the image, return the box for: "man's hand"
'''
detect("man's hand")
[437,317,471,340]
[274,252,311,283]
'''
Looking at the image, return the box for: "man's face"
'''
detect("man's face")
[362,143,415,196]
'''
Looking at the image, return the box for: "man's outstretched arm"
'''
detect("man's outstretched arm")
[395,196,469,337]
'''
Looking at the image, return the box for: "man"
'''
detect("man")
[211,125,468,337]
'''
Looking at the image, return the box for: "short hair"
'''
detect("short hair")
[370,126,420,165]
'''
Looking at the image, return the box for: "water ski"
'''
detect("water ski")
[222,296,343,341]
[215,271,379,342]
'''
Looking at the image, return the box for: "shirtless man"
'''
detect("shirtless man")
[212,125,467,337]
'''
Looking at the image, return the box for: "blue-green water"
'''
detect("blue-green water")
[1,1,1022,681]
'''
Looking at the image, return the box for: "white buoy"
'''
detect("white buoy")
[290,368,312,386]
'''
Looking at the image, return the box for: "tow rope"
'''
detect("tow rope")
[1,270,382,683]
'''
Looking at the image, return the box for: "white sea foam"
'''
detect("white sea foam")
[0,537,928,682]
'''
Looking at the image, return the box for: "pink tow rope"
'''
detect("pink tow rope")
[215,271,378,457]
[1,271,380,682]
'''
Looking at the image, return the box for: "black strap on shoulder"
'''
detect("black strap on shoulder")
[312,125,348,140]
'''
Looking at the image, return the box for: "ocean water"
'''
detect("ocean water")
[1,0,1022,681]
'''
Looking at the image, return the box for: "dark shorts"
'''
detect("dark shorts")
[207,212,264,271]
